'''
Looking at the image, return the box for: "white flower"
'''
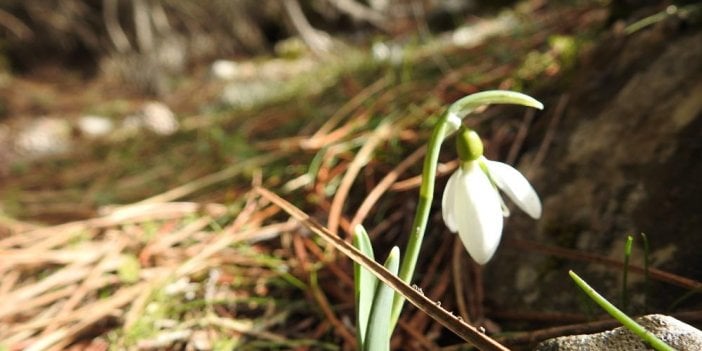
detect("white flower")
[442,156,541,264]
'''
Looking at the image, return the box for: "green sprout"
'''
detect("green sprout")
[622,235,634,311]
[569,270,676,351]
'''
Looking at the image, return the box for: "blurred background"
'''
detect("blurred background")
[0,0,701,350]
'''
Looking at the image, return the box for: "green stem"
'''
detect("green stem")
[569,270,676,351]
[390,110,451,327]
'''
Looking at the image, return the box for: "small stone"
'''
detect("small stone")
[139,102,178,135]
[14,117,72,158]
[535,314,702,351]
[371,41,404,64]
[211,59,240,81]
[77,115,114,138]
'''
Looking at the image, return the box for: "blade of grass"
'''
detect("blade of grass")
[569,270,676,351]
[622,235,633,311]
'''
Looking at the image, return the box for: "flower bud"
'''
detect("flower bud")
[456,128,483,162]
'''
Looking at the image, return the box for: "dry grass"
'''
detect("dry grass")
[6,3,694,350]
[0,193,312,349]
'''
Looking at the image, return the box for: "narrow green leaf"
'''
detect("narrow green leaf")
[448,90,544,119]
[569,270,676,351]
[364,247,400,351]
[256,186,510,351]
[622,235,634,311]
[353,225,378,349]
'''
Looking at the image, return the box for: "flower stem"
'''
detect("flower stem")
[390,110,451,327]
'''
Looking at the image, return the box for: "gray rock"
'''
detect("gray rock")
[116,102,179,138]
[536,314,702,351]
[483,21,702,317]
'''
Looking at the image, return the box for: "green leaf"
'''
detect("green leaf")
[364,246,400,351]
[448,90,544,119]
[353,225,378,349]
[256,186,510,351]
[622,235,634,310]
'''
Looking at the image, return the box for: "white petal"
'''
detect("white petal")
[454,162,504,264]
[484,159,542,219]
[441,170,461,233]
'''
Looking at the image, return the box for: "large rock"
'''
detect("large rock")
[485,18,702,318]
[535,314,702,351]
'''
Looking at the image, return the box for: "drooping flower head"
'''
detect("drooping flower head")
[442,127,541,264]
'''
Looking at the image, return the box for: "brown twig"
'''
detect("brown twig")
[302,236,354,288]
[506,109,536,165]
[305,76,390,148]
[43,241,126,335]
[308,269,358,348]
[328,121,393,236]
[497,318,619,346]
[135,153,281,204]
[410,236,453,331]
[351,144,427,230]
[45,283,148,351]
[528,94,568,176]
[506,238,702,290]
[390,160,458,192]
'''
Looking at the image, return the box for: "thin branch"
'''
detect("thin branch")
[283,0,332,56]
[102,0,131,53]
[328,121,393,236]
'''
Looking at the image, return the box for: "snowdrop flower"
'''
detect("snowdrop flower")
[442,128,541,264]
